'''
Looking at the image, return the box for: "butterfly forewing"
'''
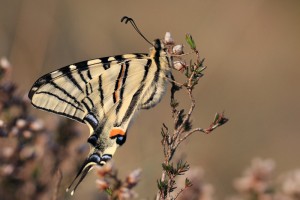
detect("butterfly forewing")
[28,54,149,124]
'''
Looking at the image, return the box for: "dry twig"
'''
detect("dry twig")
[156,33,228,200]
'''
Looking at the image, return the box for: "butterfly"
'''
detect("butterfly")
[28,17,174,194]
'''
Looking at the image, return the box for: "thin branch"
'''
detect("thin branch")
[177,128,206,146]
[170,52,194,57]
[155,33,228,200]
[173,188,185,200]
[166,77,184,88]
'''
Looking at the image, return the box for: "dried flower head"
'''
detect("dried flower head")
[0,164,14,176]
[118,187,137,200]
[281,169,300,197]
[96,161,114,177]
[234,158,275,194]
[0,58,86,199]
[0,57,11,69]
[16,119,27,129]
[19,146,35,160]
[126,168,142,188]
[0,57,11,80]
[29,119,44,131]
[2,147,14,158]
[96,179,110,191]
[176,168,215,200]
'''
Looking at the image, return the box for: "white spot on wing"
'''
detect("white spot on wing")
[51,70,63,78]
[108,57,116,61]
[69,65,77,70]
[88,59,102,65]
[31,87,38,91]
[122,54,137,59]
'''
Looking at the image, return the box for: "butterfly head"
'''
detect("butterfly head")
[153,39,163,50]
[149,39,168,58]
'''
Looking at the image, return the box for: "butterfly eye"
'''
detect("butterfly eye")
[116,135,127,146]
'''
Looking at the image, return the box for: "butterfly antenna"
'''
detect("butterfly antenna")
[121,16,153,47]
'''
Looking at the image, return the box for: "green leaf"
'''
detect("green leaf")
[157,179,168,198]
[213,113,220,124]
[185,178,193,187]
[185,34,196,50]
[175,109,185,129]
[105,188,112,196]
[184,119,192,132]
[176,160,190,175]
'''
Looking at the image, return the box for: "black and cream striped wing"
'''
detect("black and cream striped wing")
[28,54,150,125]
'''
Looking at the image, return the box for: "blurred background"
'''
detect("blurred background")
[1,0,300,199]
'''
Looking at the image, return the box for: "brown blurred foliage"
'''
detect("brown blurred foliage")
[1,1,300,199]
[0,59,87,200]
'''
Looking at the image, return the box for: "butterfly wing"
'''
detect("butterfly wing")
[28,39,172,195]
[29,55,162,194]
[28,54,148,125]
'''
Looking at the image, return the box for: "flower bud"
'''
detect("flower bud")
[118,187,137,200]
[29,119,44,131]
[16,119,27,129]
[9,126,19,136]
[164,32,174,44]
[19,146,35,160]
[96,179,109,191]
[173,61,186,72]
[0,120,4,127]
[2,147,14,158]
[96,161,114,177]
[126,168,142,187]
[0,57,11,70]
[1,164,14,176]
[172,45,184,55]
[22,130,32,139]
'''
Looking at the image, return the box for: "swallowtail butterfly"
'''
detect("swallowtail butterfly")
[28,17,173,194]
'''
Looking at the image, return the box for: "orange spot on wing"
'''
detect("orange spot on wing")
[109,128,126,138]
[114,92,119,102]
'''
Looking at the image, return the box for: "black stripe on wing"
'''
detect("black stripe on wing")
[119,59,152,124]
[35,91,85,112]
[32,104,84,123]
[28,53,148,100]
